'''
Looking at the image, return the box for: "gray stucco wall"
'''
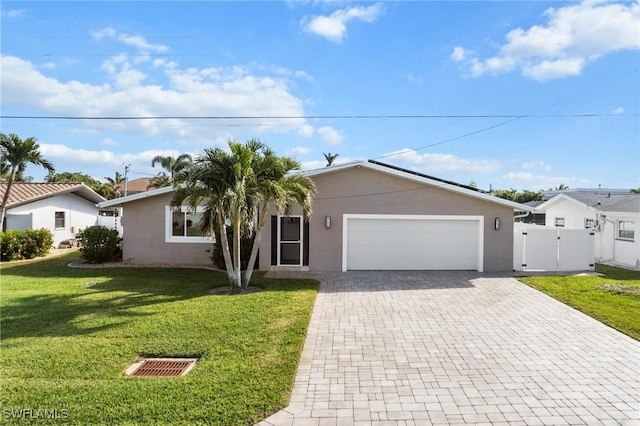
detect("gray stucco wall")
[121,193,212,265]
[259,166,515,272]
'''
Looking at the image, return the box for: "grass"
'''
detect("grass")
[0,252,318,425]
[518,264,640,341]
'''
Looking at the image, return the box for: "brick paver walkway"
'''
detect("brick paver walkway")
[257,271,640,426]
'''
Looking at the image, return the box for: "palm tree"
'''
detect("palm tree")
[105,172,125,197]
[242,147,315,289]
[150,154,192,188]
[172,142,257,292]
[0,133,55,226]
[323,152,339,166]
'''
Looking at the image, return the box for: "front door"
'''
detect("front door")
[279,216,302,265]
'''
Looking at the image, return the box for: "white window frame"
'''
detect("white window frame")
[584,218,595,229]
[617,220,635,242]
[54,211,65,229]
[276,215,303,266]
[165,206,213,244]
[554,217,565,227]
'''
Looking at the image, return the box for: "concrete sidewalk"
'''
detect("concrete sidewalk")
[258,271,640,426]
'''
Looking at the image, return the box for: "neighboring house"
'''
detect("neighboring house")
[99,160,533,272]
[0,182,106,248]
[535,192,640,268]
[115,177,153,196]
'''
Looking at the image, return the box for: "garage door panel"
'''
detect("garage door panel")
[346,217,479,271]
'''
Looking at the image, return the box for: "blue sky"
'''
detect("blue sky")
[1,1,639,191]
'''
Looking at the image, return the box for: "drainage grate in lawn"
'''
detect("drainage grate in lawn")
[125,358,198,377]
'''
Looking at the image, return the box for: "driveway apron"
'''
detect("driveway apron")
[258,271,640,426]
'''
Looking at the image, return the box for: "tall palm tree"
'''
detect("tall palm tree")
[243,147,315,289]
[150,153,192,188]
[323,152,339,166]
[172,143,257,292]
[105,172,125,197]
[0,133,55,226]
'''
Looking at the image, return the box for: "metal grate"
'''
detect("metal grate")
[126,358,197,377]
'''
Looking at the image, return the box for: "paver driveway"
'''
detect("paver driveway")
[258,271,640,426]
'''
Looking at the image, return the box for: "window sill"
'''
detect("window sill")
[165,237,213,244]
[615,238,635,243]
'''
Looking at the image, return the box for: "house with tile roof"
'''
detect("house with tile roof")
[535,192,640,268]
[0,182,106,248]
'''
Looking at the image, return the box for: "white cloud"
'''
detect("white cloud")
[0,54,309,140]
[40,143,189,175]
[454,0,640,81]
[91,26,169,53]
[521,161,551,171]
[101,138,118,146]
[406,73,422,84]
[612,106,625,114]
[290,146,313,155]
[450,46,467,62]
[502,171,592,190]
[317,126,343,145]
[304,3,383,43]
[2,9,27,18]
[297,124,315,138]
[385,149,501,174]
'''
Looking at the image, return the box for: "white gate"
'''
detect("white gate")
[513,224,595,272]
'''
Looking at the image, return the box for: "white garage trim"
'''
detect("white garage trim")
[342,214,484,272]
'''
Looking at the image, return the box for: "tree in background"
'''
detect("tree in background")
[323,152,339,167]
[0,133,55,226]
[46,171,116,199]
[105,172,125,197]
[149,154,192,189]
[491,188,544,204]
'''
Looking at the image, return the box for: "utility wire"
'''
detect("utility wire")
[0,113,634,120]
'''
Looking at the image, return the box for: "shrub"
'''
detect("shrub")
[0,228,53,261]
[211,226,255,270]
[77,226,122,263]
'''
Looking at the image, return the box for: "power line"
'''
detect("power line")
[0,113,635,120]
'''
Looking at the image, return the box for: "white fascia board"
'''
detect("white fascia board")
[536,194,594,213]
[305,161,533,212]
[98,186,174,208]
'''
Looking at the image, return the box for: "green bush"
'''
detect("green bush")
[0,228,53,261]
[77,226,122,263]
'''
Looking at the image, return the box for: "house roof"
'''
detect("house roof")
[115,177,153,195]
[99,159,534,212]
[0,182,106,208]
[304,160,532,211]
[536,193,640,214]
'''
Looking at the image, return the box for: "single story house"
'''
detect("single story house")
[99,160,533,272]
[1,182,106,247]
[535,192,640,268]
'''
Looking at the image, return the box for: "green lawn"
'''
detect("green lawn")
[0,252,318,425]
[519,264,640,341]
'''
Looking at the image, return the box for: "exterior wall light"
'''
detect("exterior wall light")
[325,216,331,229]
[494,217,500,230]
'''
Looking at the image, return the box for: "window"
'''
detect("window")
[554,217,565,227]
[584,218,595,229]
[617,221,635,241]
[165,206,213,243]
[55,211,65,229]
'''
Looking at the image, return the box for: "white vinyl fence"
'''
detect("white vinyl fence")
[513,224,595,272]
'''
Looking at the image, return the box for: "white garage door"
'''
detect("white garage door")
[344,215,482,271]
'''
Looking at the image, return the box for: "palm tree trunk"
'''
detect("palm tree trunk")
[217,210,235,285]
[243,206,268,290]
[0,169,17,230]
[231,206,243,293]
